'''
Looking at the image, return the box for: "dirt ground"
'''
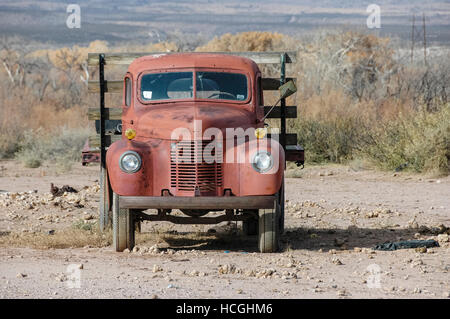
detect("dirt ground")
[0,160,449,299]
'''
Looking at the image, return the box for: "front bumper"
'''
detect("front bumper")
[119,195,275,210]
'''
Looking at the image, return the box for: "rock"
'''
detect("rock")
[437,234,449,243]
[16,273,27,278]
[132,246,140,253]
[442,291,450,298]
[77,264,84,270]
[151,294,158,299]
[149,245,160,254]
[190,270,199,277]
[366,211,379,218]
[123,249,130,253]
[152,265,163,273]
[218,264,240,275]
[332,258,343,265]
[337,290,347,296]
[83,214,94,221]
[245,270,256,277]
[409,221,419,229]
[236,289,243,294]
[415,247,427,253]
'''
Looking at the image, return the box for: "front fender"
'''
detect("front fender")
[106,138,153,196]
[228,138,284,196]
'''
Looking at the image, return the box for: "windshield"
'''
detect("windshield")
[141,72,193,101]
[196,72,248,101]
[140,71,248,102]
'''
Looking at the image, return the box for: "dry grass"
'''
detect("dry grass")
[14,126,90,169]
[0,223,248,250]
[0,86,90,159]
[0,228,111,249]
[363,103,450,174]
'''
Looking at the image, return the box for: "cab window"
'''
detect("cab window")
[196,72,248,101]
[141,72,193,101]
[125,77,131,106]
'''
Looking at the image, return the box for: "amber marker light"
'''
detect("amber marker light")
[125,128,136,140]
[255,128,267,139]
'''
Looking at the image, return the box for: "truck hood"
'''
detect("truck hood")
[133,102,256,140]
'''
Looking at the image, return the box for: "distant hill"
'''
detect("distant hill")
[0,0,449,45]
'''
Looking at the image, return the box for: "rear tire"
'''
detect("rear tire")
[99,167,112,231]
[112,192,135,252]
[279,179,285,234]
[258,195,281,253]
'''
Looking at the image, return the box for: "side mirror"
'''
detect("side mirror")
[279,80,297,99]
[260,80,298,122]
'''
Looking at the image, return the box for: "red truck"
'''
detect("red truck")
[88,51,304,253]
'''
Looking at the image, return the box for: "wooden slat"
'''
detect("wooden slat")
[264,106,296,118]
[88,107,122,120]
[88,51,297,67]
[262,78,296,90]
[88,80,122,93]
[88,77,297,94]
[89,135,121,148]
[95,120,122,134]
[88,106,296,120]
[267,133,297,145]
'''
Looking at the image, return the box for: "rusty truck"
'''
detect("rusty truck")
[88,51,304,253]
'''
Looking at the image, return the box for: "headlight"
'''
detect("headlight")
[119,151,142,173]
[252,151,273,173]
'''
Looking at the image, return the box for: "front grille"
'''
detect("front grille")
[170,140,223,194]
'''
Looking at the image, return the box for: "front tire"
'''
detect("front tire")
[258,195,281,253]
[112,192,135,252]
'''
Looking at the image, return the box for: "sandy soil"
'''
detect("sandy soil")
[0,160,449,299]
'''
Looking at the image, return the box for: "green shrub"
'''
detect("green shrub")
[363,104,449,174]
[291,103,449,174]
[292,116,369,164]
[15,127,90,169]
[0,135,20,159]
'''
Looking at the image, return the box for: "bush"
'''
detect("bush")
[292,104,449,174]
[15,127,90,169]
[293,116,369,164]
[0,135,19,159]
[363,104,450,174]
